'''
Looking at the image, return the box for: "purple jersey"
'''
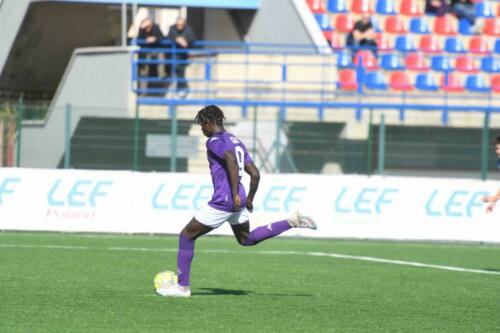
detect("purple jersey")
[206,131,253,212]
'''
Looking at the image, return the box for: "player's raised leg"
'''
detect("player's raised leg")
[231,211,316,246]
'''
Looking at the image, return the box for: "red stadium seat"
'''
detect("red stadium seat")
[335,15,355,33]
[307,0,326,13]
[385,16,407,34]
[400,0,423,16]
[405,52,429,71]
[376,33,393,51]
[441,73,464,92]
[434,16,457,35]
[351,0,373,14]
[484,19,500,37]
[455,56,478,73]
[491,75,500,93]
[338,69,358,90]
[419,35,442,53]
[469,36,490,54]
[389,72,413,91]
[353,50,378,69]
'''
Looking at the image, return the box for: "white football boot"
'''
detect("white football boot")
[156,285,191,298]
[287,212,317,230]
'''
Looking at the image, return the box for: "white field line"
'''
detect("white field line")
[1,243,499,276]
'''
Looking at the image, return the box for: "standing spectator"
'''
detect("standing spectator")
[166,17,196,98]
[425,0,448,16]
[450,0,482,33]
[137,17,163,77]
[346,14,377,57]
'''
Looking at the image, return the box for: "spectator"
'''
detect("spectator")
[137,18,164,95]
[425,0,447,16]
[450,0,483,33]
[346,14,377,57]
[166,17,196,98]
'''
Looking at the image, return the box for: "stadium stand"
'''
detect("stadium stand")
[308,0,500,96]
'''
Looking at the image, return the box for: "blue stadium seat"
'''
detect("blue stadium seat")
[327,0,348,13]
[458,19,473,35]
[376,0,397,15]
[337,51,353,68]
[365,71,388,90]
[395,36,416,52]
[371,17,383,33]
[314,14,333,31]
[475,2,495,18]
[495,39,500,54]
[380,53,405,70]
[465,75,491,93]
[444,37,466,53]
[415,73,439,91]
[409,17,430,34]
[480,57,500,73]
[431,55,454,71]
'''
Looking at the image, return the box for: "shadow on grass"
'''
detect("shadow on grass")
[192,288,312,297]
[482,268,500,273]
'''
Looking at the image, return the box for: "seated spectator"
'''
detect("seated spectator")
[346,14,377,58]
[166,17,196,98]
[425,0,447,16]
[450,0,483,33]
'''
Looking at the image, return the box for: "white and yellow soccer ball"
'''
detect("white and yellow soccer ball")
[154,271,177,292]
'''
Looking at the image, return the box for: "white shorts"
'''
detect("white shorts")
[194,204,249,228]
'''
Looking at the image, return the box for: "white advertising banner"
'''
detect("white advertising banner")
[0,168,499,242]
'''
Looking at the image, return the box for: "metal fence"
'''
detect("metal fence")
[8,101,500,180]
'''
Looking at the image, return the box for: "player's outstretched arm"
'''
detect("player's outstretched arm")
[244,162,260,212]
[223,150,241,211]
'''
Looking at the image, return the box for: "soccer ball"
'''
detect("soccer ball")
[154,271,177,291]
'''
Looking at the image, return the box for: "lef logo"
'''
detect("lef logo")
[0,177,21,205]
[47,179,113,207]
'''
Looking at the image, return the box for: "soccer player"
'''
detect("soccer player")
[157,105,317,297]
[482,136,500,213]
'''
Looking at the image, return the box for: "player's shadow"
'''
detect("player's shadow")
[193,288,252,296]
[193,288,312,297]
[483,268,500,272]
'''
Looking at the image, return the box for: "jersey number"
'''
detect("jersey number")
[235,146,244,177]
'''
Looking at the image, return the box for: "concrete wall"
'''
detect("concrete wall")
[244,0,313,44]
[20,47,132,168]
[0,0,31,78]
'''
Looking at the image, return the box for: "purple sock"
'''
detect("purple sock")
[243,220,291,246]
[177,234,194,287]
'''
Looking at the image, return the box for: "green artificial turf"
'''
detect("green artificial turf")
[0,232,499,332]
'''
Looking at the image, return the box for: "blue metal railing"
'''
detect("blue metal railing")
[131,40,500,123]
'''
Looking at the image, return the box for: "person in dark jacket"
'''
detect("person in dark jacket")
[425,0,448,16]
[166,17,196,97]
[137,17,164,77]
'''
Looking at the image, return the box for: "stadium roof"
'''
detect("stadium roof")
[53,0,260,9]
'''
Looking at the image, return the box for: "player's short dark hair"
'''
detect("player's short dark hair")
[195,105,225,127]
[496,136,500,145]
